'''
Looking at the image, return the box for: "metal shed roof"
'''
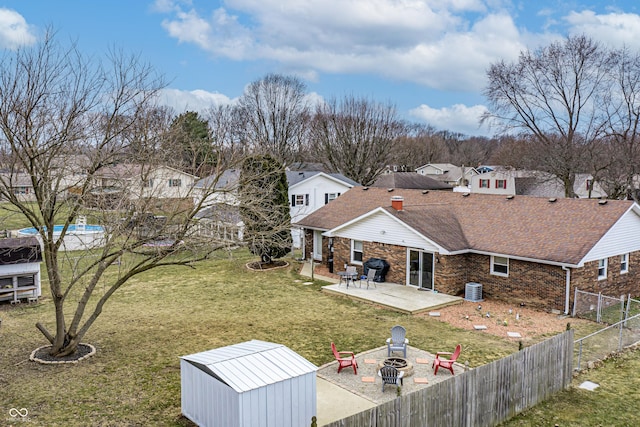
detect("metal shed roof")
[180,340,317,393]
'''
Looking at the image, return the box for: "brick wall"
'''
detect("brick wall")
[571,252,640,298]
[305,230,640,311]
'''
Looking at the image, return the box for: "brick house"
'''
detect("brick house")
[294,187,640,313]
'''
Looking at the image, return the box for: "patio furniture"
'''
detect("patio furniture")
[361,268,377,289]
[331,342,358,374]
[433,344,462,375]
[386,325,408,358]
[378,365,404,391]
[338,267,359,288]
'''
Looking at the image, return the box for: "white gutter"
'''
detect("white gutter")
[562,266,571,315]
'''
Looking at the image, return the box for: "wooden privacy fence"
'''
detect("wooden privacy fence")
[323,331,574,427]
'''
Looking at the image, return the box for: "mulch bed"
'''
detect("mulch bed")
[30,343,96,364]
[246,260,289,271]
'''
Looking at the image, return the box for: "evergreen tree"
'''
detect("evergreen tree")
[239,154,292,263]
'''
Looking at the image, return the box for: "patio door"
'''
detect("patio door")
[408,249,434,290]
[313,230,323,261]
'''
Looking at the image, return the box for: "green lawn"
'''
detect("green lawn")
[0,248,636,426]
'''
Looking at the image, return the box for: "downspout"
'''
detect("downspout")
[562,266,571,315]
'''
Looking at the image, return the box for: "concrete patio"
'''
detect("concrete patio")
[300,261,463,314]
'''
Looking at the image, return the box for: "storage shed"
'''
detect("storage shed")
[180,340,317,427]
[0,237,42,303]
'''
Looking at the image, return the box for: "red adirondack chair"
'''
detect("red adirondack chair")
[432,344,461,375]
[331,342,358,374]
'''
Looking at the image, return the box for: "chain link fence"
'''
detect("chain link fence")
[572,289,625,324]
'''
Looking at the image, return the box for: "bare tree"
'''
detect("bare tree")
[601,47,640,200]
[0,32,249,358]
[311,95,404,186]
[483,35,614,197]
[237,73,310,166]
[392,123,447,170]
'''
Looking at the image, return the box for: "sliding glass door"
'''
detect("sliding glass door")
[408,249,434,290]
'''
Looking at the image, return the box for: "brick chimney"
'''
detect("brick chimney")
[391,196,404,211]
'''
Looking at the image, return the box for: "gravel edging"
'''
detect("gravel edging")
[30,343,96,364]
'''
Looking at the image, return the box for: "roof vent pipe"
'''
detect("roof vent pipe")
[391,196,404,211]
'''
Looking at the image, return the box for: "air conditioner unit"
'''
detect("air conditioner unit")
[465,282,483,302]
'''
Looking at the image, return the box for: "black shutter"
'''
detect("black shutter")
[324,193,328,204]
[305,194,309,206]
[291,195,295,206]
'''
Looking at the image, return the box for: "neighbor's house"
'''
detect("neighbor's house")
[287,171,358,247]
[194,169,358,249]
[371,172,452,191]
[295,187,640,313]
[470,169,607,198]
[0,172,36,202]
[415,163,478,187]
[88,164,198,209]
[0,237,42,303]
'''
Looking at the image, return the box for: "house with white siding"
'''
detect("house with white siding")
[470,169,607,198]
[415,163,478,186]
[295,187,640,313]
[193,169,358,249]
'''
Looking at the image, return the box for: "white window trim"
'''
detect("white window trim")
[597,258,608,280]
[351,240,363,265]
[620,254,629,274]
[491,255,509,277]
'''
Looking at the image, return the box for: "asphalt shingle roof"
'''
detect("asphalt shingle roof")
[295,187,634,265]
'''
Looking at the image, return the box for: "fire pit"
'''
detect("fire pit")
[377,357,414,377]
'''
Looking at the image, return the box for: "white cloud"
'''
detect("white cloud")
[410,103,493,137]
[158,88,236,113]
[0,8,36,49]
[565,11,640,50]
[157,1,532,91]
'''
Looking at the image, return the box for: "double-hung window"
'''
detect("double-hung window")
[325,192,340,204]
[620,254,629,274]
[351,240,363,264]
[491,256,509,276]
[479,179,490,188]
[292,194,309,206]
[495,179,507,189]
[597,258,607,280]
[168,179,182,187]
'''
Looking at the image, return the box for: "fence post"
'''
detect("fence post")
[625,294,631,327]
[597,292,602,323]
[572,288,578,317]
[577,340,583,371]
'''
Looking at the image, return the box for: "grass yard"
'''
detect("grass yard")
[0,248,634,426]
[501,346,640,426]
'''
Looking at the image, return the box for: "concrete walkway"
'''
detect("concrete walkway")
[316,377,377,426]
[300,261,462,314]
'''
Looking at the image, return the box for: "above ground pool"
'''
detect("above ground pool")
[18,224,106,251]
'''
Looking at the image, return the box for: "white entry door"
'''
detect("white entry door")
[313,230,323,260]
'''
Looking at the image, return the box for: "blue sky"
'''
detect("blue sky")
[1,1,639,137]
